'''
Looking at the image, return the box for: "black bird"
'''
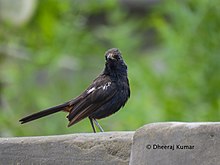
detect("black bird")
[19,48,130,133]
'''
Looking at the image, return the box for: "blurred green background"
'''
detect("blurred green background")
[0,0,219,137]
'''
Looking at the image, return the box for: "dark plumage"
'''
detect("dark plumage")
[19,48,130,132]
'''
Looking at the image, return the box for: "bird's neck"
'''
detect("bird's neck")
[103,62,128,78]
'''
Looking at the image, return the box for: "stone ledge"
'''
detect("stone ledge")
[1,122,220,165]
[130,122,220,165]
[0,132,134,165]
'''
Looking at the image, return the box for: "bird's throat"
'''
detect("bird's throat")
[104,61,127,78]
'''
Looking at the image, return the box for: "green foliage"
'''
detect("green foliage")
[150,0,220,121]
[0,0,219,136]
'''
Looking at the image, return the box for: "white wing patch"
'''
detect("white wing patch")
[87,87,96,94]
[87,82,111,94]
[98,82,111,90]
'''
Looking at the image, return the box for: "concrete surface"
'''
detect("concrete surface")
[129,122,220,165]
[0,132,134,165]
[1,122,220,165]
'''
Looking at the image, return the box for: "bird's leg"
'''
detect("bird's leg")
[93,119,104,132]
[89,117,96,133]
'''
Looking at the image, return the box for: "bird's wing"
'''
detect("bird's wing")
[67,77,117,127]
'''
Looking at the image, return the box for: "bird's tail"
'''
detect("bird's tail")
[19,102,69,124]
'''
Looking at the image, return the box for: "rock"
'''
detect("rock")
[129,122,220,165]
[0,132,134,165]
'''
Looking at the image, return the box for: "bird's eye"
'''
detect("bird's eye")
[113,54,118,59]
[113,54,120,60]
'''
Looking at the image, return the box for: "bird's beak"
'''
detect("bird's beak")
[107,53,115,60]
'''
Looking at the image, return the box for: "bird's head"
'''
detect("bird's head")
[104,48,127,76]
[105,48,123,62]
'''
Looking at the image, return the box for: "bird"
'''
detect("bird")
[19,48,130,133]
